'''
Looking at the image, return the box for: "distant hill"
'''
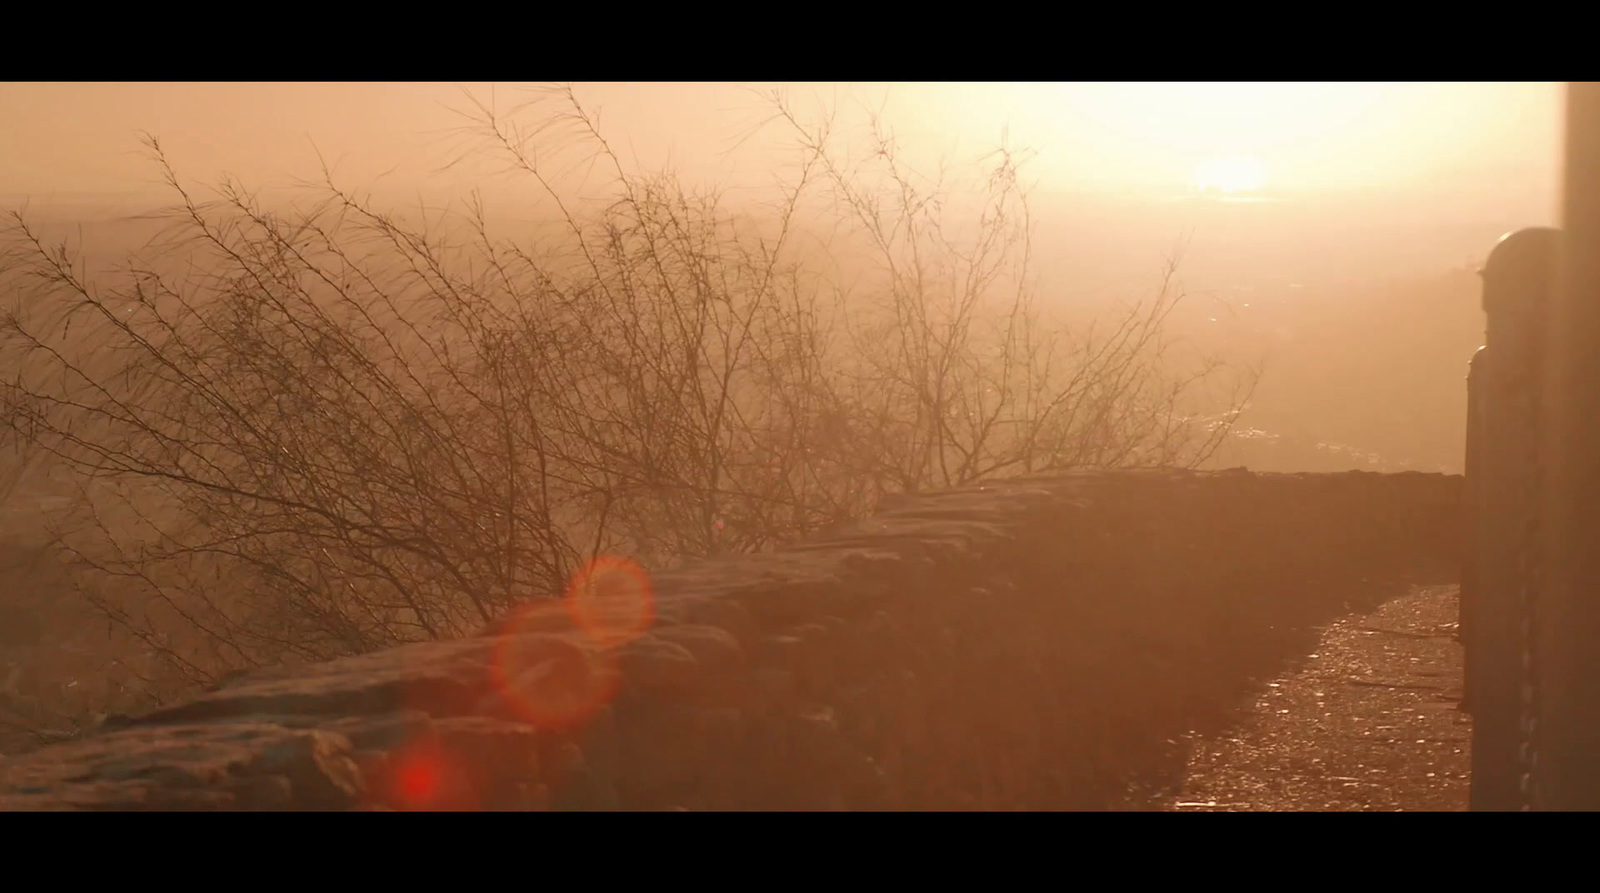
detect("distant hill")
[1189,266,1484,473]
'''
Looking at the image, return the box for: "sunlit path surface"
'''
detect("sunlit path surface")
[1159,585,1470,811]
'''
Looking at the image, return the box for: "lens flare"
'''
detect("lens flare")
[396,753,441,805]
[488,623,621,729]
[482,556,650,732]
[563,555,656,647]
[383,742,478,811]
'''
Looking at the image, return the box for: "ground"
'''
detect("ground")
[1158,584,1470,811]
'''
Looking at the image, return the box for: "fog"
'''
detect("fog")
[3,83,1560,300]
[0,83,1561,750]
[2,82,1560,475]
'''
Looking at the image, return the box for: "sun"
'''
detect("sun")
[1192,154,1267,194]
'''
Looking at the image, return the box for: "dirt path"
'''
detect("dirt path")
[1162,584,1471,811]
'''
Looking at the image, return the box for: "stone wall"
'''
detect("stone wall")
[0,469,1463,810]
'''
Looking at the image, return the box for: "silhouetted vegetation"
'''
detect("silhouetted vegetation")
[0,87,1251,707]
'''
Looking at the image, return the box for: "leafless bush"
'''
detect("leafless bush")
[0,85,1253,692]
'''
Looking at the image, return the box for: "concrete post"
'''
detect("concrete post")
[1465,226,1559,811]
[1535,81,1600,810]
[1460,345,1486,715]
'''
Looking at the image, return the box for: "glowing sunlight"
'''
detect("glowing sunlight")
[1192,154,1267,194]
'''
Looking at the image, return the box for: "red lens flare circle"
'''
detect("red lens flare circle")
[395,752,442,806]
[488,625,621,730]
[563,556,655,647]
[383,742,480,811]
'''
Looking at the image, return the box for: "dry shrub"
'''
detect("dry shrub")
[0,86,1252,696]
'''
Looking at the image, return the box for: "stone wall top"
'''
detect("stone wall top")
[0,469,1463,810]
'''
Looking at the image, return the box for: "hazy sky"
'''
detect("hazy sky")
[0,82,1563,212]
[0,82,1565,304]
[0,83,1562,475]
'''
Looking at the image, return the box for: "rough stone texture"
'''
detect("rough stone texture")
[0,469,1462,810]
